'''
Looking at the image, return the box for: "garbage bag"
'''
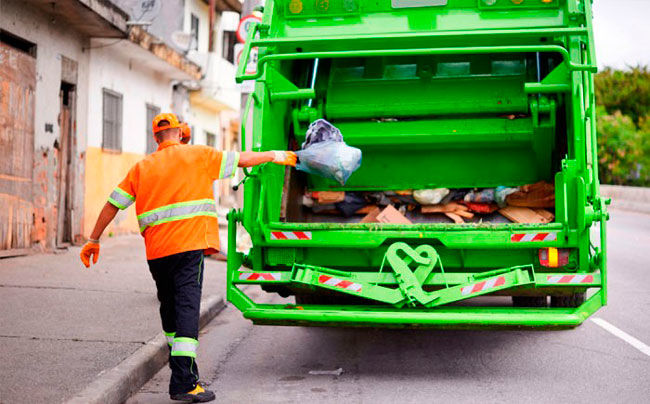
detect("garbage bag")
[296,140,362,185]
[335,193,367,217]
[413,188,450,205]
[302,119,344,148]
[495,186,519,208]
[463,188,496,204]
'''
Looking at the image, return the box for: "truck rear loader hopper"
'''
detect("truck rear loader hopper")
[227,0,608,329]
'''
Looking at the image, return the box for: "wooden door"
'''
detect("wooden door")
[0,41,36,254]
[56,85,74,246]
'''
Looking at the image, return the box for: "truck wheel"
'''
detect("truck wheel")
[550,293,585,308]
[512,296,548,307]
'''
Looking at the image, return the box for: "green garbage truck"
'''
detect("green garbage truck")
[228,0,609,328]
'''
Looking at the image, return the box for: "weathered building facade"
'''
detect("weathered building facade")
[0,0,204,253]
[82,28,201,237]
[0,0,126,253]
[183,0,242,211]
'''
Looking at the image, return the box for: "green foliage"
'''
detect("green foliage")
[596,107,649,185]
[595,66,650,125]
[595,66,650,186]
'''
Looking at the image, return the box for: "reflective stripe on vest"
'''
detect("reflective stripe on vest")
[137,199,217,232]
[219,151,239,179]
[171,337,198,358]
[108,188,135,210]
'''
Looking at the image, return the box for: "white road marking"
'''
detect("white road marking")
[591,317,650,357]
[309,368,344,376]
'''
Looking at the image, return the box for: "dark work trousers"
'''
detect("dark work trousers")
[148,249,205,395]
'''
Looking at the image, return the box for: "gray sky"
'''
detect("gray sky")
[592,0,650,69]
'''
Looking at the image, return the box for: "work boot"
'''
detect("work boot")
[170,383,216,402]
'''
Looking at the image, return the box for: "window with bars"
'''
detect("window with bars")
[190,13,199,51]
[205,131,216,148]
[222,30,236,64]
[145,104,160,154]
[102,89,123,152]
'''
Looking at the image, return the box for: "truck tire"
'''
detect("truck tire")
[550,293,585,308]
[512,296,548,307]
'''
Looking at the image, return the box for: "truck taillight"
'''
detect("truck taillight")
[510,0,524,4]
[539,248,569,268]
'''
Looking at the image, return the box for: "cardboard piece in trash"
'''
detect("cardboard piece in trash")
[498,206,554,223]
[360,205,412,224]
[533,208,555,222]
[506,181,555,208]
[316,191,345,204]
[355,205,378,215]
[377,205,412,224]
[421,202,467,214]
[359,206,382,223]
[444,212,465,224]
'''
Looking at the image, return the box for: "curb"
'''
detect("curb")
[65,294,226,404]
[600,185,650,215]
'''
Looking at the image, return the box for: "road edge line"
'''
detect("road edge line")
[65,294,226,404]
[591,317,650,357]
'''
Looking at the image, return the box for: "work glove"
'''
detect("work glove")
[80,240,100,268]
[271,151,297,167]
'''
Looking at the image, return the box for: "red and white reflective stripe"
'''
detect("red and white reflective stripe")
[238,272,282,281]
[270,231,312,240]
[511,232,557,242]
[318,275,362,293]
[461,276,506,296]
[546,274,594,284]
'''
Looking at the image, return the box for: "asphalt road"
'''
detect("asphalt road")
[128,208,650,404]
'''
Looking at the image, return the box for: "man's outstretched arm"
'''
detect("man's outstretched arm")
[80,202,119,268]
[238,151,296,167]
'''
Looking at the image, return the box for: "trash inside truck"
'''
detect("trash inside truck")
[227,0,609,329]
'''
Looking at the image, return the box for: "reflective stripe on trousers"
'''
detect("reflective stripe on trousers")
[171,337,199,358]
[165,331,176,347]
[137,199,217,232]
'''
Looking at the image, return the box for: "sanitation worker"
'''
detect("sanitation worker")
[79,113,296,402]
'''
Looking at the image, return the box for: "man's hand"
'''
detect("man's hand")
[271,151,297,167]
[80,241,100,268]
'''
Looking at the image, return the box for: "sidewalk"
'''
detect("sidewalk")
[0,234,227,404]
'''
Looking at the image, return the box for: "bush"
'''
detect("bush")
[595,66,650,186]
[595,66,650,125]
[596,107,649,186]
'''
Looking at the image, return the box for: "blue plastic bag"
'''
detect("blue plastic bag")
[296,139,362,185]
[302,119,343,148]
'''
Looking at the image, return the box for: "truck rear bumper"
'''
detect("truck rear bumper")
[230,287,603,330]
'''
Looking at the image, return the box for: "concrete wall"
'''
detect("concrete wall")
[86,42,174,153]
[185,0,213,53]
[1,0,90,248]
[186,104,223,147]
[111,0,185,52]
[83,40,176,236]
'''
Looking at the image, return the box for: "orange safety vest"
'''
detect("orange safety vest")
[107,140,239,260]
